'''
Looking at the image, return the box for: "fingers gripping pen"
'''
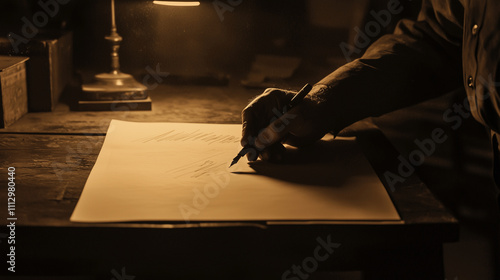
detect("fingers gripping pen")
[229,83,312,167]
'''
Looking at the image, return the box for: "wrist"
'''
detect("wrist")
[306,83,344,136]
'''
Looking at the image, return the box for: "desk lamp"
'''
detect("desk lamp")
[79,0,200,111]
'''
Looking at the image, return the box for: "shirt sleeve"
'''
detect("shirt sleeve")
[313,0,464,134]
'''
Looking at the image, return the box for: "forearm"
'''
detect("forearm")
[310,3,463,134]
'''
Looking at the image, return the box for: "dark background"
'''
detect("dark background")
[3,1,499,279]
[0,0,419,80]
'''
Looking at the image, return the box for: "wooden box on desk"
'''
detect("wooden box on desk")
[0,56,29,128]
[0,31,73,112]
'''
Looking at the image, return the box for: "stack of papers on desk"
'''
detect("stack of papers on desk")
[70,120,400,223]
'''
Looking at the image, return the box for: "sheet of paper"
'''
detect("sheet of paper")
[70,120,400,223]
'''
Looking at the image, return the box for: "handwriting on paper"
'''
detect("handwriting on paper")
[133,129,240,145]
[163,154,227,179]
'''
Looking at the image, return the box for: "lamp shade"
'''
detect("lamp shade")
[153,1,200,6]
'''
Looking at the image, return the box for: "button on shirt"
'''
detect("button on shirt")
[472,24,478,35]
[462,0,500,134]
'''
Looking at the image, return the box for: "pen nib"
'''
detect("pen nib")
[229,155,241,168]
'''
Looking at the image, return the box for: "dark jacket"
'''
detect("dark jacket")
[316,0,500,185]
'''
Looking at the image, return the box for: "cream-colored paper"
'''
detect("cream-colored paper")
[70,120,400,223]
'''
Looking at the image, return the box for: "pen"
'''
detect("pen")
[229,83,312,167]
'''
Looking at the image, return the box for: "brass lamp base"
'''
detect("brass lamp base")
[81,71,147,100]
[79,71,151,111]
[78,97,152,111]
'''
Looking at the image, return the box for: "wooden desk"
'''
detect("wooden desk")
[0,84,457,280]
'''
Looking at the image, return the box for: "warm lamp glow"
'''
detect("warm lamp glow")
[153,1,200,6]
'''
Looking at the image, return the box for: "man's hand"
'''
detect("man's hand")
[241,86,329,162]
